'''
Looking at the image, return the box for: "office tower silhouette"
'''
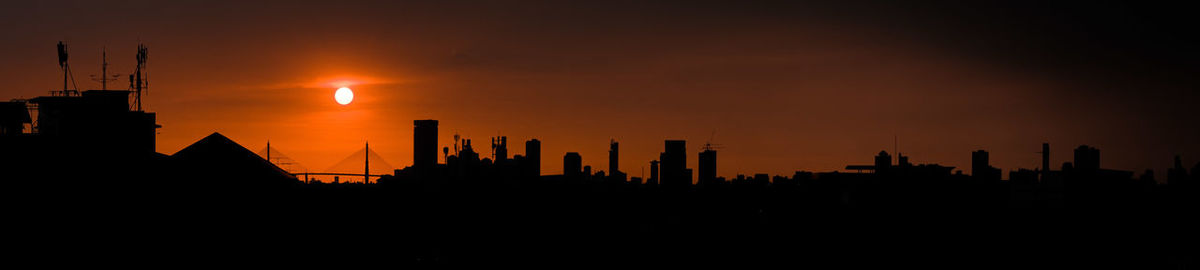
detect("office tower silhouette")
[698,148,716,186]
[1074,145,1100,172]
[413,120,438,168]
[972,150,1001,182]
[661,140,688,188]
[492,136,508,162]
[609,140,619,176]
[526,139,541,177]
[874,151,892,174]
[972,150,989,175]
[564,152,582,179]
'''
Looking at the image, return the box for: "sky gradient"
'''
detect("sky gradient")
[3,0,1197,180]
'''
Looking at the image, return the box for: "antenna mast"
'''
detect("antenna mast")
[364,141,370,184]
[101,48,107,90]
[91,47,122,91]
[132,43,148,111]
[55,41,78,96]
[453,132,461,156]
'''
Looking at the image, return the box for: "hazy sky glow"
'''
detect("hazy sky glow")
[3,1,1197,180]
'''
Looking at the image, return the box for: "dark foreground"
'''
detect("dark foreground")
[6,177,1197,268]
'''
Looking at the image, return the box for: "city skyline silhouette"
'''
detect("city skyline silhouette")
[4,1,1198,179]
[2,1,1198,267]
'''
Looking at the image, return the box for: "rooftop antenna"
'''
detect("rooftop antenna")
[131,43,148,111]
[55,41,79,96]
[453,132,461,156]
[90,47,121,91]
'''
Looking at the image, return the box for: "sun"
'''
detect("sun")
[334,87,354,105]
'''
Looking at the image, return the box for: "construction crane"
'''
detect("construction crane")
[702,130,723,152]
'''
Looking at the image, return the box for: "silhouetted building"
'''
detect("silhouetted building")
[1168,155,1188,186]
[661,140,689,188]
[413,120,438,168]
[2,90,161,184]
[1074,145,1100,172]
[874,151,892,174]
[455,139,481,166]
[753,173,769,187]
[491,136,508,162]
[1138,170,1156,187]
[564,152,582,179]
[698,148,717,186]
[969,150,988,169]
[972,150,1001,182]
[609,140,619,176]
[526,139,541,177]
[1009,169,1039,207]
[30,90,159,154]
[793,171,814,183]
[170,132,298,186]
[0,101,30,135]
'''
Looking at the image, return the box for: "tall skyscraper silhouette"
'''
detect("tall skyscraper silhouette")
[972,150,989,175]
[972,150,1000,182]
[661,140,688,188]
[609,140,619,176]
[564,152,582,179]
[526,139,541,177]
[698,148,716,186]
[492,136,508,162]
[413,120,438,168]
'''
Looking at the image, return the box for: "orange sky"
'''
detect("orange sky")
[3,1,1198,180]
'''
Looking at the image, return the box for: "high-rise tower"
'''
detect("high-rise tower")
[413,120,438,168]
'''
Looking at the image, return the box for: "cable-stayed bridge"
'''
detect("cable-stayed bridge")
[258,142,394,183]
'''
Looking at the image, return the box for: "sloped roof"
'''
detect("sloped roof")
[172,132,296,183]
